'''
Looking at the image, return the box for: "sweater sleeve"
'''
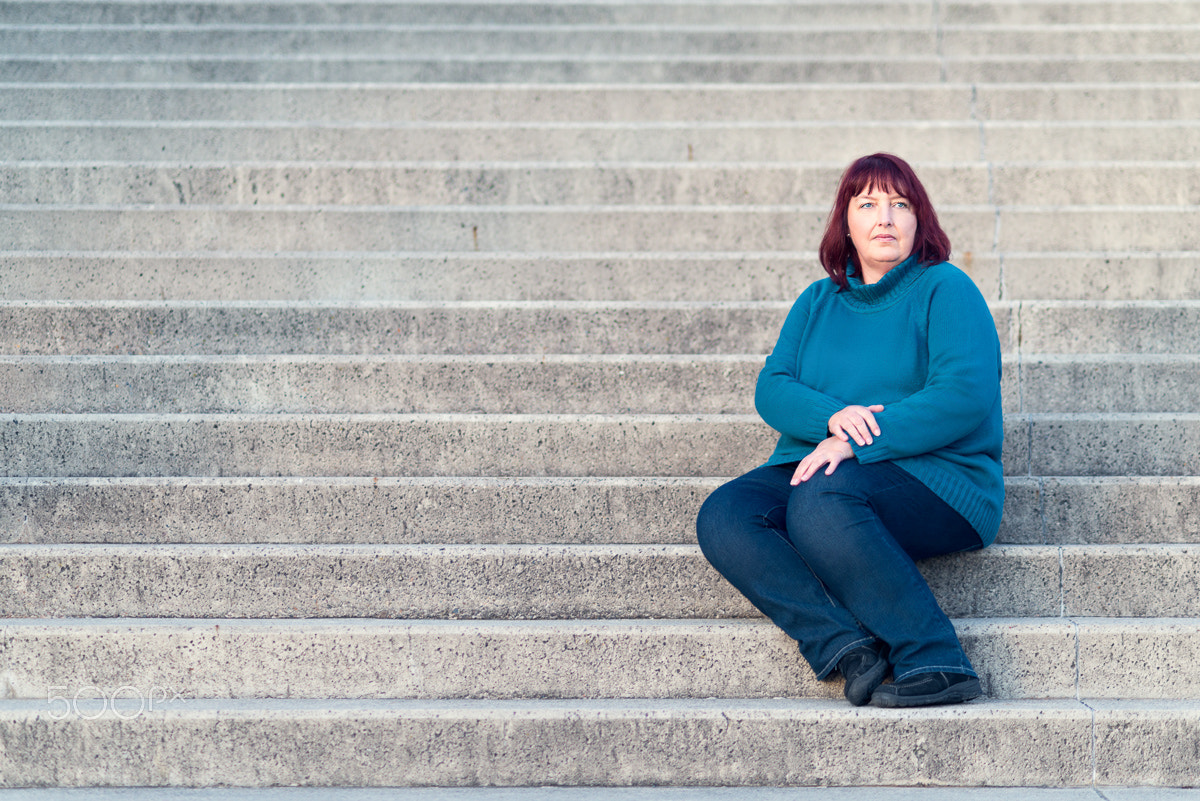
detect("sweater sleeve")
[754,287,847,444]
[852,273,1001,464]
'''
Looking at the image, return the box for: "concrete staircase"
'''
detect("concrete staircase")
[2,0,1200,791]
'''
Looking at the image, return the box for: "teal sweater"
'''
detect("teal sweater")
[755,256,1005,545]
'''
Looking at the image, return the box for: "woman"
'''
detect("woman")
[696,152,1004,708]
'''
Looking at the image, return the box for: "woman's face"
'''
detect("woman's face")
[846,184,918,282]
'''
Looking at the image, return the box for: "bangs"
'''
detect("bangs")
[844,158,916,202]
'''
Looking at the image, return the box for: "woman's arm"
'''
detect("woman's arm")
[754,290,849,444]
[851,275,1001,464]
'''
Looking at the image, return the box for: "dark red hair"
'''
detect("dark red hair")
[817,153,951,290]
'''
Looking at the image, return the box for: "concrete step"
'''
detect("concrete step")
[0,162,992,206]
[8,54,1200,87]
[1014,355,1200,413]
[0,301,797,355]
[0,3,942,26]
[0,542,1192,619]
[3,301,1200,356]
[0,254,842,303]
[7,25,1200,59]
[0,84,981,123]
[0,616,1192,701]
[944,1,1200,25]
[6,203,1197,254]
[947,55,1200,83]
[0,354,764,415]
[0,412,1195,477]
[0,696,1192,787]
[2,475,1198,547]
[940,26,1200,56]
[0,353,1193,415]
[1014,301,1200,354]
[0,121,989,162]
[0,205,1000,253]
[0,791,1183,801]
[2,252,1198,303]
[25,55,1200,85]
[4,0,1194,26]
[0,791,1186,801]
[6,121,1192,164]
[9,162,1200,207]
[14,84,1200,123]
[0,26,946,57]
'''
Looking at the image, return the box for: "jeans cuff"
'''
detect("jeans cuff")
[815,636,877,681]
[892,664,978,683]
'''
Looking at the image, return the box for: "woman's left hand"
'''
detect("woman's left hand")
[791,436,855,485]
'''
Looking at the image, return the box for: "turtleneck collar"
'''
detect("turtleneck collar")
[843,254,926,308]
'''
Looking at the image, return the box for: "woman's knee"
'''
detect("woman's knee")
[695,483,743,558]
[695,473,787,565]
[783,472,873,559]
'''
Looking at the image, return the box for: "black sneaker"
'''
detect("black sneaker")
[870,671,982,708]
[837,646,889,707]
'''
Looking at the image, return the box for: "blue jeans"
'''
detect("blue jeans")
[696,459,982,682]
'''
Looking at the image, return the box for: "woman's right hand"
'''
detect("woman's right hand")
[828,404,884,446]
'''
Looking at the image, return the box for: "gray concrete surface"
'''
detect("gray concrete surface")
[0,353,1192,414]
[10,161,1200,208]
[0,543,1102,619]
[3,0,1198,791]
[1,475,1194,546]
[1,300,1195,357]
[0,616,1082,701]
[0,698,1101,786]
[6,253,1200,302]
[0,163,989,207]
[0,206,998,253]
[0,788,1194,800]
[0,412,1184,478]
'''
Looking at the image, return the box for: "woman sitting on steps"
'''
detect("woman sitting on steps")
[696,152,1004,708]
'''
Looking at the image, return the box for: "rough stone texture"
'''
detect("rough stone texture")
[0,3,936,24]
[1076,619,1200,699]
[1017,355,1200,413]
[3,0,1199,790]
[0,355,763,415]
[1092,701,1200,786]
[0,544,1066,619]
[1039,477,1200,545]
[1029,414,1200,477]
[13,55,1200,85]
[5,475,1190,547]
[957,619,1077,700]
[0,476,720,545]
[0,413,1094,478]
[0,163,990,207]
[0,414,777,478]
[0,85,982,122]
[1002,254,1200,300]
[10,352,1170,415]
[1,27,948,58]
[0,303,792,356]
[1063,546,1200,617]
[0,618,1087,702]
[0,699,1095,787]
[0,790,1131,801]
[1016,302,1200,355]
[0,206,998,254]
[0,122,988,163]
